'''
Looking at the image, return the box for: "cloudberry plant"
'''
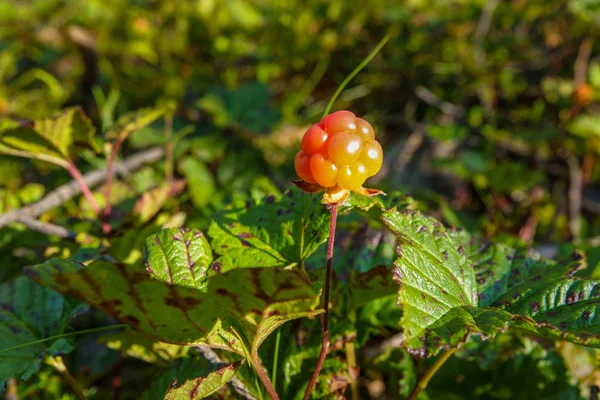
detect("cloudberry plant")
[294,110,383,204]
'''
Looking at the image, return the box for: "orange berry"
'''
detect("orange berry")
[321,110,357,134]
[301,124,329,155]
[359,140,383,176]
[327,132,363,165]
[295,150,317,184]
[337,162,368,190]
[310,153,338,187]
[355,118,375,142]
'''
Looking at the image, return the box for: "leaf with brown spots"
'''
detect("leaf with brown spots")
[143,228,212,290]
[164,360,243,399]
[26,257,322,356]
[384,210,600,356]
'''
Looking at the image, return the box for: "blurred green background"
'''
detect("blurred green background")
[2,0,600,267]
[3,1,600,399]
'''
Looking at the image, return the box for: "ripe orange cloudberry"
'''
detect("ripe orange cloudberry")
[294,110,383,204]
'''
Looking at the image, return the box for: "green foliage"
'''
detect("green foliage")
[208,187,329,271]
[0,278,87,388]
[28,250,321,356]
[3,0,600,398]
[0,107,96,167]
[386,207,600,357]
[163,360,243,399]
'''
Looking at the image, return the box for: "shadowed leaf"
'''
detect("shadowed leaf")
[0,278,87,384]
[208,187,329,271]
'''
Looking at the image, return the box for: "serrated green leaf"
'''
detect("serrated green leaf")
[451,231,566,307]
[105,107,166,141]
[27,256,322,356]
[165,359,243,399]
[142,228,212,290]
[208,187,329,271]
[386,209,600,356]
[382,209,477,351]
[0,107,96,167]
[0,278,87,383]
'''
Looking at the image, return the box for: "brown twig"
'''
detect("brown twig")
[165,114,174,182]
[574,36,595,86]
[13,215,75,239]
[0,147,164,229]
[303,205,338,400]
[567,154,583,242]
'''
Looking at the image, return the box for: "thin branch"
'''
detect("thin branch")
[574,36,595,86]
[13,215,75,239]
[0,147,164,229]
[66,160,101,216]
[415,86,464,118]
[475,0,499,41]
[407,349,456,400]
[251,345,279,400]
[362,332,405,360]
[104,136,125,222]
[303,205,338,400]
[165,114,174,182]
[567,155,583,242]
[46,356,88,400]
[195,346,257,400]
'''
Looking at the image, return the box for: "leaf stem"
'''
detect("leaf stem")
[66,160,102,217]
[322,31,394,118]
[165,113,174,182]
[303,204,338,400]
[103,136,125,231]
[0,324,129,355]
[345,341,359,400]
[46,356,88,400]
[251,347,280,400]
[407,349,456,400]
[271,328,282,390]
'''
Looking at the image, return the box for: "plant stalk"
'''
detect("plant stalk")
[47,356,88,400]
[66,160,101,217]
[345,341,360,400]
[251,347,280,400]
[407,349,456,400]
[271,328,282,391]
[104,137,124,220]
[165,114,174,181]
[303,205,338,400]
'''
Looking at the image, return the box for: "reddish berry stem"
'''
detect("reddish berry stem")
[303,204,338,400]
[251,346,280,400]
[66,160,101,217]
